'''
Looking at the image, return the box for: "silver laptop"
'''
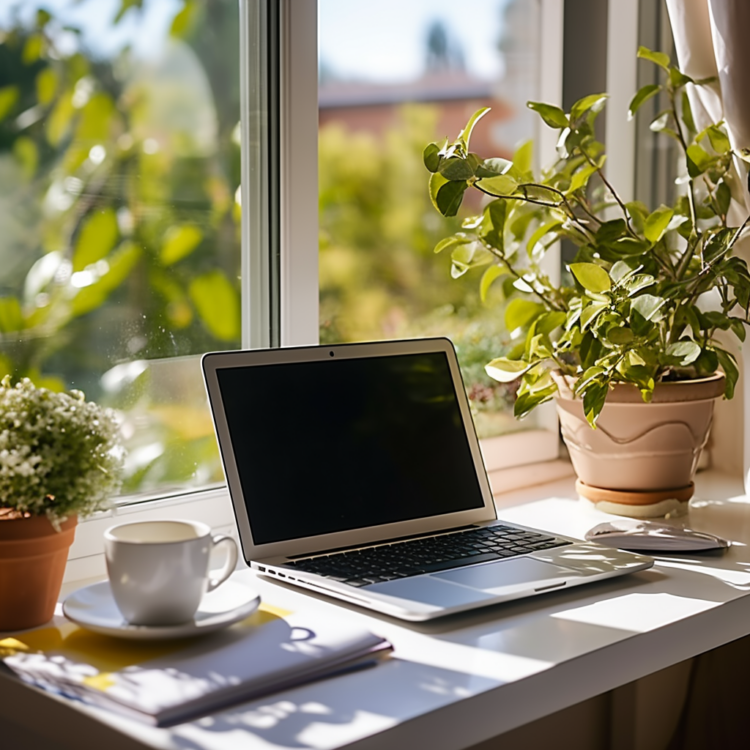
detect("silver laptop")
[202,338,652,621]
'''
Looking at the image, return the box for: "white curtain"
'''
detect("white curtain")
[667,0,750,489]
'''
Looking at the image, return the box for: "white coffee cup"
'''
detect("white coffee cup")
[104,519,239,626]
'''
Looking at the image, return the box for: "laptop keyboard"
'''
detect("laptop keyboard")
[282,525,570,587]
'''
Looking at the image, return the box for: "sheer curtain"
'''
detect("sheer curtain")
[667,0,750,490]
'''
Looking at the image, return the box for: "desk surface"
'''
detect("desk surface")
[3,472,750,750]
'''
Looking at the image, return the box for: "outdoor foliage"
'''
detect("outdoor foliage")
[0,0,239,493]
[424,46,750,427]
[320,105,481,342]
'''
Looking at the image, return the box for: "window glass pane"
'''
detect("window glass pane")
[318,0,543,438]
[0,0,241,499]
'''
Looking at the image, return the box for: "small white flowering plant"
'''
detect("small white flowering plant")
[0,376,123,524]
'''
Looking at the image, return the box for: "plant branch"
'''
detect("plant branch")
[483,243,567,313]
[579,146,636,236]
[669,91,701,279]
[473,182,597,243]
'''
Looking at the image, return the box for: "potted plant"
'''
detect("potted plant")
[423,47,750,517]
[0,377,122,630]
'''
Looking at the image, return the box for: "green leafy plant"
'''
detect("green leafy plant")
[0,377,123,524]
[423,46,750,427]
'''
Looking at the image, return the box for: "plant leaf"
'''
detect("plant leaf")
[669,67,694,89]
[73,208,119,272]
[71,241,141,317]
[513,140,533,175]
[571,93,608,123]
[637,46,671,70]
[665,340,701,366]
[716,180,732,217]
[715,347,738,398]
[582,380,608,427]
[0,297,24,332]
[160,225,203,266]
[514,382,558,419]
[485,357,530,383]
[644,205,674,245]
[477,174,517,196]
[628,84,660,120]
[479,265,506,302]
[527,220,562,256]
[439,157,475,181]
[650,112,671,132]
[188,270,240,342]
[568,161,600,194]
[527,101,568,129]
[631,294,667,322]
[686,143,713,177]
[706,124,731,154]
[480,199,509,252]
[434,233,471,254]
[607,326,634,345]
[0,86,19,123]
[423,142,441,172]
[429,173,468,216]
[580,301,608,330]
[536,311,567,335]
[457,107,490,150]
[681,91,696,133]
[504,298,545,332]
[569,262,612,293]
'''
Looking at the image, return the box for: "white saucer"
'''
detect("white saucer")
[62,580,261,640]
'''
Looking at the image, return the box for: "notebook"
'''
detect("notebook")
[202,337,653,621]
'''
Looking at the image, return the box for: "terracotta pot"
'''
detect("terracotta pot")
[554,373,725,517]
[0,513,77,631]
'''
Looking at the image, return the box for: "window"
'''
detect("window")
[318,0,564,471]
[5,1,707,581]
[0,0,241,503]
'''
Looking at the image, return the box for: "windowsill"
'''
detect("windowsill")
[64,452,738,589]
[488,459,575,503]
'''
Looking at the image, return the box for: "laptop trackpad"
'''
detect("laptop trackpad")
[433,558,572,595]
[367,575,496,607]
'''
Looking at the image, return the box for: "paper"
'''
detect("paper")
[1,606,392,726]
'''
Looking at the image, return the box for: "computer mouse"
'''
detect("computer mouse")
[584,519,729,552]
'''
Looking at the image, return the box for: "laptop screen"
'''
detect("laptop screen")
[215,351,486,544]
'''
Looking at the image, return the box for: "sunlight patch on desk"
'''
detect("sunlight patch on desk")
[654,559,750,588]
[691,494,750,507]
[550,593,718,632]
[174,701,398,750]
[298,710,398,748]
[401,639,553,684]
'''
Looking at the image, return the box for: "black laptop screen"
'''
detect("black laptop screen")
[215,351,487,544]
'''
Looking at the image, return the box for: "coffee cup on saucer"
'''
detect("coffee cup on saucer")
[104,519,239,626]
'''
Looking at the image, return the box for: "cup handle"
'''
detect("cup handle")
[206,534,239,592]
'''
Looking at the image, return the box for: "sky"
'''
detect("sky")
[1,0,509,81]
[319,0,508,82]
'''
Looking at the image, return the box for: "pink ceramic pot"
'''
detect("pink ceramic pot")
[554,372,725,517]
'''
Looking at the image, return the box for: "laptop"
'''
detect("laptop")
[202,337,653,621]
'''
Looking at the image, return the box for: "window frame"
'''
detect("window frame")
[66,0,651,583]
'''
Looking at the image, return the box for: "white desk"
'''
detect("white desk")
[3,472,750,750]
